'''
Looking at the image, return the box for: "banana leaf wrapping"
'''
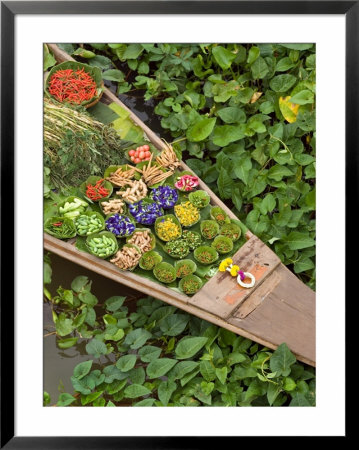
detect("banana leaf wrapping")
[44,216,76,239]
[211,235,234,254]
[174,259,197,278]
[139,250,163,271]
[155,214,182,242]
[75,211,105,236]
[193,245,219,265]
[79,176,113,202]
[85,231,118,259]
[44,61,104,108]
[200,220,220,240]
[57,196,89,220]
[219,222,242,242]
[179,274,203,295]
[210,206,231,226]
[188,190,211,209]
[153,262,177,284]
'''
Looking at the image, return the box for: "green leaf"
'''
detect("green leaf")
[57,393,76,406]
[102,69,125,82]
[215,367,228,384]
[72,48,96,59]
[186,117,216,142]
[86,339,107,358]
[138,345,162,363]
[56,313,74,337]
[122,44,144,60]
[217,168,234,199]
[81,390,104,406]
[217,107,246,124]
[71,276,89,293]
[124,328,152,349]
[57,337,78,349]
[267,165,293,181]
[270,343,296,376]
[116,354,137,372]
[73,360,93,380]
[134,398,156,406]
[275,57,295,72]
[167,361,199,380]
[88,55,113,70]
[128,367,146,385]
[200,361,216,381]
[43,45,56,71]
[284,232,316,250]
[211,124,245,146]
[104,296,126,312]
[251,57,269,79]
[233,155,252,185]
[158,380,177,406]
[290,90,314,105]
[260,194,276,214]
[247,46,260,64]
[281,43,313,50]
[146,358,178,378]
[212,46,237,69]
[267,383,280,406]
[160,314,189,336]
[124,384,151,399]
[283,377,297,391]
[175,337,208,359]
[270,74,297,92]
[78,292,98,307]
[294,257,315,274]
[289,392,311,406]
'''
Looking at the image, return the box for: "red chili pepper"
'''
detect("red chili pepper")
[48,68,97,105]
[53,222,63,227]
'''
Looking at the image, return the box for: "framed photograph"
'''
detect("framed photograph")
[1,0,351,446]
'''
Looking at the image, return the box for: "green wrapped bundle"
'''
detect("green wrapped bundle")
[179,274,203,295]
[210,206,230,226]
[44,216,76,239]
[211,236,234,254]
[194,246,219,265]
[139,251,163,271]
[153,262,177,284]
[155,215,182,242]
[200,220,220,240]
[164,238,190,259]
[175,259,197,278]
[75,211,105,236]
[86,231,118,259]
[188,190,210,209]
[182,230,202,250]
[219,222,242,242]
[57,196,89,220]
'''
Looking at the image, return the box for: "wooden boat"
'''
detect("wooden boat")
[44,44,316,367]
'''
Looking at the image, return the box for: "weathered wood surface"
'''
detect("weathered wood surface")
[44,44,316,366]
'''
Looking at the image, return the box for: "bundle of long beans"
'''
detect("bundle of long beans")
[44,98,128,188]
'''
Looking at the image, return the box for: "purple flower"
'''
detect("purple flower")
[105,214,135,236]
[150,185,178,209]
[238,270,245,281]
[129,201,164,225]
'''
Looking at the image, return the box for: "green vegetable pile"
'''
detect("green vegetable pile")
[43,270,315,407]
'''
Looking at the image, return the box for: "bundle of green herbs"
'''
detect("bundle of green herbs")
[44,99,129,188]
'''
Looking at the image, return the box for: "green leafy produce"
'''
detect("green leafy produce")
[174,259,197,278]
[200,220,220,240]
[194,246,219,265]
[139,251,163,270]
[179,274,203,295]
[211,236,234,254]
[219,222,242,242]
[153,262,177,284]
[44,216,76,239]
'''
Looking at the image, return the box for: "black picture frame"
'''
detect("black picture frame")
[0,1,352,447]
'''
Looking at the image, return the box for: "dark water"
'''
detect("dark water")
[43,254,143,401]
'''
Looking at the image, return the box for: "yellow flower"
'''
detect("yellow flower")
[219,258,233,272]
[230,265,239,277]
